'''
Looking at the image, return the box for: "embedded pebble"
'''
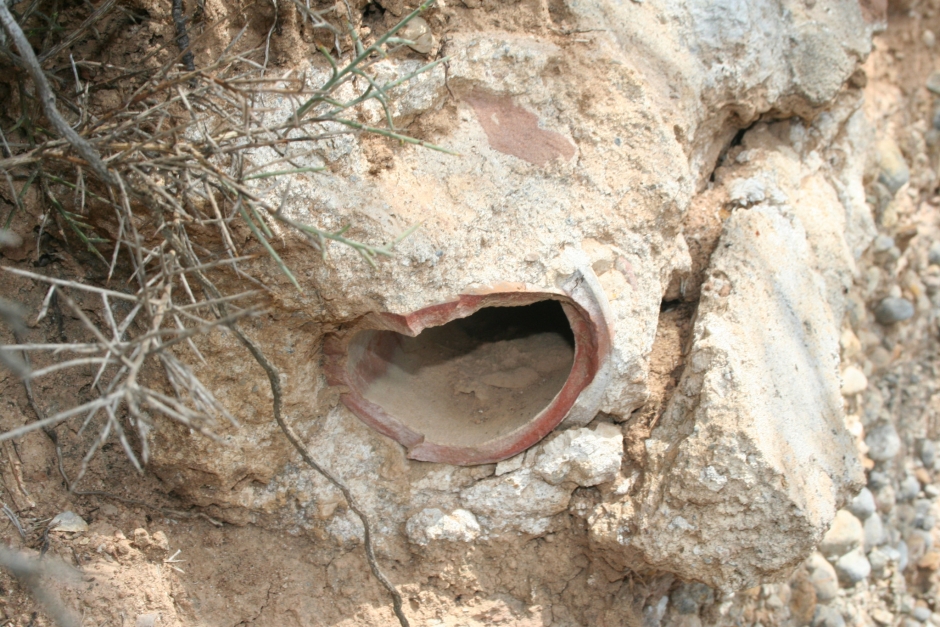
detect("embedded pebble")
[920,514,937,531]
[914,508,937,531]
[868,547,890,578]
[876,138,911,195]
[670,582,714,615]
[898,540,910,571]
[820,510,864,556]
[875,484,897,513]
[874,297,915,324]
[864,514,886,550]
[813,605,846,627]
[808,553,840,602]
[866,423,902,461]
[914,499,933,528]
[869,470,890,489]
[929,242,940,266]
[397,17,434,54]
[919,440,937,467]
[873,233,895,253]
[919,552,940,577]
[49,511,88,533]
[899,475,921,502]
[405,508,481,545]
[841,366,868,396]
[848,488,876,519]
[765,594,784,610]
[790,573,817,625]
[910,529,933,554]
[914,607,933,622]
[924,30,936,47]
[871,346,893,370]
[927,70,940,95]
[835,548,871,583]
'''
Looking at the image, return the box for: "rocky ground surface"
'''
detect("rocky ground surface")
[4,1,940,626]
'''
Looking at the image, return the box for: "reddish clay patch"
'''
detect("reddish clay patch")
[466,90,576,166]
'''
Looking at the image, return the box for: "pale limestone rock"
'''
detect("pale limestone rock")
[406,508,481,546]
[460,469,571,535]
[592,140,864,590]
[863,513,886,551]
[848,487,876,519]
[494,454,525,477]
[534,423,624,487]
[48,511,88,533]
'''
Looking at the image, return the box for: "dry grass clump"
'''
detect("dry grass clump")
[0,0,442,472]
[0,2,445,625]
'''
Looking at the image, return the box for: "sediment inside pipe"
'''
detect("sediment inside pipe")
[351,300,576,448]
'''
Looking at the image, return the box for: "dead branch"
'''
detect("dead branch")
[0,7,447,622]
[0,0,114,184]
[230,323,411,627]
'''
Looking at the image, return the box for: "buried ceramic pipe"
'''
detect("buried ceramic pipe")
[324,270,612,465]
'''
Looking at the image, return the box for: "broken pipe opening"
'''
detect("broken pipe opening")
[324,285,610,465]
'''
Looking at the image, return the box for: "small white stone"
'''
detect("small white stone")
[913,606,932,622]
[848,487,876,519]
[872,609,895,626]
[863,513,886,551]
[495,454,525,476]
[700,466,728,492]
[461,469,571,532]
[729,177,767,206]
[406,508,481,546]
[49,511,88,533]
[835,548,871,584]
[136,615,159,627]
[841,366,868,396]
[866,423,901,462]
[840,329,862,359]
[534,423,623,487]
[924,30,936,48]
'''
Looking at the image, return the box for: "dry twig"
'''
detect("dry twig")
[0,4,448,624]
[231,322,411,627]
[0,0,114,184]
